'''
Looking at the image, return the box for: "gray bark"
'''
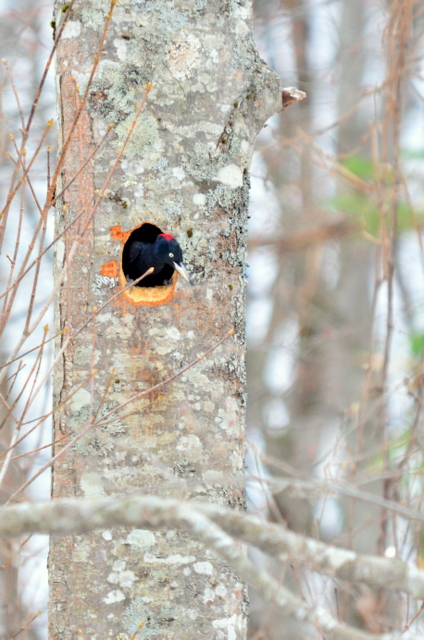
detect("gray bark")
[50,0,281,638]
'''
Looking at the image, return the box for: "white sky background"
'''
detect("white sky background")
[1,0,424,637]
[0,1,56,637]
[248,0,424,550]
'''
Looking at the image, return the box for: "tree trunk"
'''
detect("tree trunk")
[49,1,281,638]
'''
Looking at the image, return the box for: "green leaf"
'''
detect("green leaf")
[342,156,375,180]
[401,149,424,160]
[410,333,424,358]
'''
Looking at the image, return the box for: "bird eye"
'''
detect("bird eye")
[169,253,174,258]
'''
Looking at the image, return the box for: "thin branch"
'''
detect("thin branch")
[248,217,358,251]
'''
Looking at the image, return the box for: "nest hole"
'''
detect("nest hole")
[120,222,177,307]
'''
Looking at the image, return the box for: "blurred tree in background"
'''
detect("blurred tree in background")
[1,0,424,638]
[248,0,424,636]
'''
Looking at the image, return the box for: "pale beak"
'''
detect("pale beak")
[173,261,193,285]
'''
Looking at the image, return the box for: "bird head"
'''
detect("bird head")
[157,233,192,284]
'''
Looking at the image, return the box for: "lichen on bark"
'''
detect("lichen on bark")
[50,0,282,638]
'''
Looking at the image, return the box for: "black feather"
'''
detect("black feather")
[122,224,185,288]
